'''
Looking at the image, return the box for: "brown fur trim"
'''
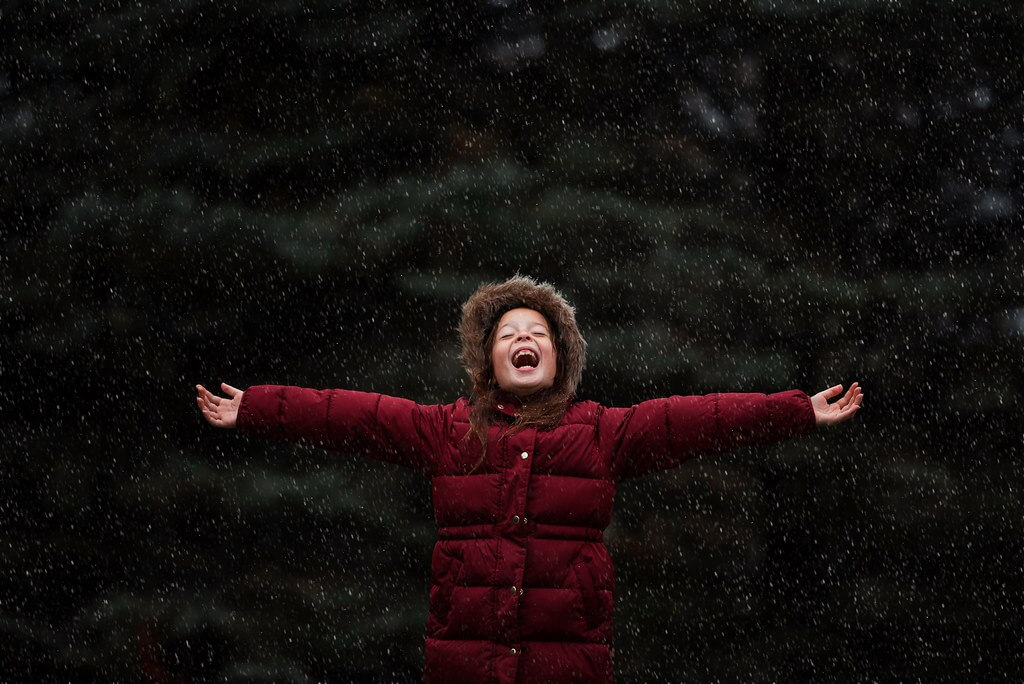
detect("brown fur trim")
[458,276,586,456]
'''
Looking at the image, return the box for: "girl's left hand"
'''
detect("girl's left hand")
[810,382,863,427]
[196,383,244,429]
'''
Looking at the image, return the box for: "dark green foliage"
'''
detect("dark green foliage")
[3,1,1021,680]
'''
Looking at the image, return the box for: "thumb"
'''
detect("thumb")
[820,384,843,400]
[222,383,243,398]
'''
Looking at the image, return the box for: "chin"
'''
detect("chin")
[511,383,551,397]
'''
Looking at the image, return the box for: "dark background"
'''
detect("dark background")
[3,1,1022,681]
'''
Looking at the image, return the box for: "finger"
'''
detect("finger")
[840,384,858,408]
[201,386,222,406]
[835,390,850,409]
[222,383,242,399]
[847,390,863,410]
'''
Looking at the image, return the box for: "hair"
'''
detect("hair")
[458,276,586,468]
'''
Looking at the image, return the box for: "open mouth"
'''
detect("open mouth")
[512,349,539,369]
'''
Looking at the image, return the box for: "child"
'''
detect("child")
[196,276,862,684]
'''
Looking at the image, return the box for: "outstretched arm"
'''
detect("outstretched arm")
[196,383,243,428]
[195,382,448,473]
[810,382,863,427]
[606,381,864,480]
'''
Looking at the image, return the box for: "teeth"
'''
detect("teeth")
[513,350,538,368]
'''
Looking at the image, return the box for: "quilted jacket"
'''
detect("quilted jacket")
[236,383,815,683]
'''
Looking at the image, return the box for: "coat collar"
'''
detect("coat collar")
[489,391,577,419]
[492,391,523,418]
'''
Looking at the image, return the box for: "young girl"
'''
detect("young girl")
[196,276,862,684]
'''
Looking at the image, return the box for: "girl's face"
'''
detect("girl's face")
[490,308,557,397]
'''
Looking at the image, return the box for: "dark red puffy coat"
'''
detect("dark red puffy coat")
[237,385,815,683]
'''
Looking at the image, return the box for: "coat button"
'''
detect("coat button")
[497,404,504,409]
[510,585,517,594]
[520,451,529,460]
[510,647,517,656]
[512,515,520,524]
[521,517,528,525]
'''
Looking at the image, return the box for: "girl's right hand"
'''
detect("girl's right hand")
[196,383,243,429]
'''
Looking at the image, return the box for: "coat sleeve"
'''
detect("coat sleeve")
[235,385,448,473]
[602,390,816,480]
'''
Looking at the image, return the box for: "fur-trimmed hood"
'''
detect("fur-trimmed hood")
[458,276,586,402]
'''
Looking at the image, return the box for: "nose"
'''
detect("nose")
[514,331,532,342]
